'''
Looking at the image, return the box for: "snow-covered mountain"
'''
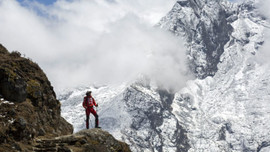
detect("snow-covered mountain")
[158,0,235,79]
[60,81,190,152]
[60,0,270,151]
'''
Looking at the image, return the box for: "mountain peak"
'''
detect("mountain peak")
[159,0,234,78]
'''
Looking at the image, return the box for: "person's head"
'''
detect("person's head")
[86,91,92,96]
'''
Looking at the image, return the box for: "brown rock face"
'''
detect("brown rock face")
[0,44,131,152]
[33,129,131,152]
[0,44,73,151]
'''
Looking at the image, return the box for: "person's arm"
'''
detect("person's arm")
[83,97,87,109]
[93,98,98,107]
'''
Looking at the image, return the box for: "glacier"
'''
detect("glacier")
[60,0,270,151]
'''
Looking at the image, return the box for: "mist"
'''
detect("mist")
[255,0,270,65]
[0,0,190,92]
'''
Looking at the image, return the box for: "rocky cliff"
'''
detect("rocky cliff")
[60,0,270,151]
[0,44,130,152]
[158,0,234,78]
[0,43,73,151]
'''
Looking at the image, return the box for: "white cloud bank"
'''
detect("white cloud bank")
[255,0,270,64]
[0,0,191,92]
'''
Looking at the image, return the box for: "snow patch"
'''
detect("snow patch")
[0,99,14,106]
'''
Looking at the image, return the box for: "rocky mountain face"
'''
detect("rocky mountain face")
[0,44,130,152]
[170,1,270,151]
[60,0,270,152]
[0,44,73,151]
[60,82,190,152]
[158,0,235,78]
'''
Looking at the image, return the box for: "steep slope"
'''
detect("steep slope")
[158,0,235,78]
[171,1,270,151]
[60,0,270,152]
[0,44,131,152]
[60,82,190,152]
[0,44,73,151]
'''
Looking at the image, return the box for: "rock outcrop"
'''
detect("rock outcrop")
[0,44,73,151]
[0,44,130,151]
[33,129,131,152]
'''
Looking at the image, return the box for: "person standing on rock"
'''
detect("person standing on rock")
[83,91,99,129]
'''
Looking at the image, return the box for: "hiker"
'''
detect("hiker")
[83,91,99,129]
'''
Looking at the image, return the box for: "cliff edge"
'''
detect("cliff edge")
[0,44,130,152]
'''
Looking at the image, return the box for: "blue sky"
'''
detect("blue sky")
[17,0,56,5]
[2,0,184,90]
[17,0,239,6]
[4,0,246,91]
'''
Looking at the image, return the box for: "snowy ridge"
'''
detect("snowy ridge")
[172,1,270,151]
[60,0,270,151]
[60,84,128,133]
[158,0,235,78]
[60,81,189,152]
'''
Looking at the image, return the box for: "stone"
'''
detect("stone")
[0,45,73,151]
[33,129,131,152]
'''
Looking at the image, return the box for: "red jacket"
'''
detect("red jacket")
[83,96,97,109]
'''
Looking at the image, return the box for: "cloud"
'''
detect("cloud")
[0,0,190,92]
[228,0,244,3]
[255,0,270,65]
[257,0,270,19]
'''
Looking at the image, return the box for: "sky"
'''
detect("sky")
[15,0,242,6]
[16,0,241,6]
[17,0,56,6]
[229,0,244,2]
[0,0,192,92]
[0,0,258,93]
